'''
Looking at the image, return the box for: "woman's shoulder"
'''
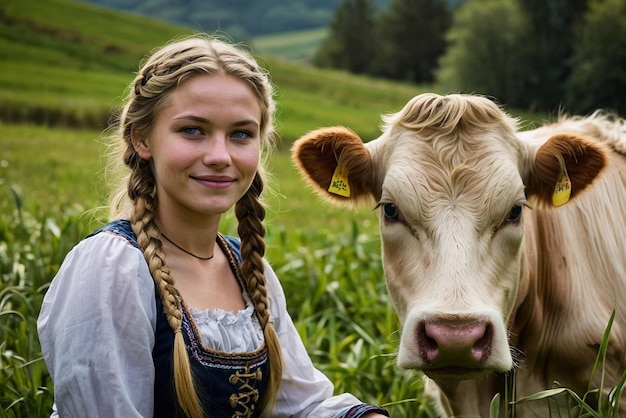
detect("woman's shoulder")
[87,219,140,249]
[57,219,149,288]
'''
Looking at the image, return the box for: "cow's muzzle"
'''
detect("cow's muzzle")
[398,311,512,379]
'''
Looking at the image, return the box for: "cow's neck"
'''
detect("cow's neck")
[507,204,593,405]
[434,375,507,416]
[511,206,570,366]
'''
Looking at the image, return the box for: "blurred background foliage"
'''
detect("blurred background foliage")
[83,0,626,116]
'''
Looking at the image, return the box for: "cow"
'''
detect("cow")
[291,93,626,417]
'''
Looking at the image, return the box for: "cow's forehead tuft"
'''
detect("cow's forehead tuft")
[379,125,523,184]
[381,156,526,232]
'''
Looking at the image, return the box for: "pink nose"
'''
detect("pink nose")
[418,320,492,366]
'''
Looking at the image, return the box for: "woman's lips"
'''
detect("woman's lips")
[191,175,235,188]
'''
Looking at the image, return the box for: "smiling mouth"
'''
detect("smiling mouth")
[190,176,235,190]
[192,175,235,182]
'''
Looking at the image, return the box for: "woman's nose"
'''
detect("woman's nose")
[202,135,232,167]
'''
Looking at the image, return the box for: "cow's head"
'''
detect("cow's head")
[292,93,608,381]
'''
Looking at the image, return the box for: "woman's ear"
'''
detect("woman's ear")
[130,125,152,160]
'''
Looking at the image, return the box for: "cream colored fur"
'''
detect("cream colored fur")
[292,94,626,417]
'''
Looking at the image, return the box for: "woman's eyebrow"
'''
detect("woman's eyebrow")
[173,114,209,123]
[173,115,259,127]
[232,120,260,128]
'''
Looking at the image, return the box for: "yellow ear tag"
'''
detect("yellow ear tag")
[328,165,351,197]
[552,165,571,206]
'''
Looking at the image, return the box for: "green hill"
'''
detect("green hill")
[0,0,195,128]
[252,27,328,62]
[0,0,428,144]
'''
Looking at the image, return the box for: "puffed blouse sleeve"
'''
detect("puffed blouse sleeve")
[262,260,389,418]
[37,231,157,418]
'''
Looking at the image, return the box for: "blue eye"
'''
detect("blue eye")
[231,130,252,140]
[181,127,202,136]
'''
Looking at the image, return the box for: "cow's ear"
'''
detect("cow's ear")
[526,133,608,206]
[291,126,375,206]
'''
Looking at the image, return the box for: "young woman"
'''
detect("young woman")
[37,35,389,418]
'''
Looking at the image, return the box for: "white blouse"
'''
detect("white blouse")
[189,302,264,353]
[37,230,368,418]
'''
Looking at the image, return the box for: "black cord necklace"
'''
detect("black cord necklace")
[160,233,214,261]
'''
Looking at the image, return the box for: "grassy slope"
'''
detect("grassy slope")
[252,27,328,62]
[0,0,431,235]
[0,0,429,136]
[0,0,542,135]
[0,0,194,126]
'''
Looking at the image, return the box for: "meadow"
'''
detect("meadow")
[0,0,433,415]
[2,0,622,417]
[1,124,435,417]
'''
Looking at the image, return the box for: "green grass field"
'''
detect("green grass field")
[0,122,431,416]
[0,1,430,416]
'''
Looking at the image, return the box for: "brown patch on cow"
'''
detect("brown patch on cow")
[527,133,608,205]
[291,126,375,205]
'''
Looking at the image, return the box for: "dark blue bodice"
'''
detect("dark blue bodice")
[92,220,269,418]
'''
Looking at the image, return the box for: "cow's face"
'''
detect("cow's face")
[374,123,526,378]
[292,93,607,382]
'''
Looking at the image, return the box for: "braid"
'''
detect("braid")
[235,172,283,412]
[129,181,204,418]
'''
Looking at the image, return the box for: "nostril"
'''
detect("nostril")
[471,323,493,362]
[417,321,439,362]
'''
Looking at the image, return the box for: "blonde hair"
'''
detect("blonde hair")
[105,34,282,417]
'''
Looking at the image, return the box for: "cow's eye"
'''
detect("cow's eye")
[506,204,523,223]
[383,203,402,222]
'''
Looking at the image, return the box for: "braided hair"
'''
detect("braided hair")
[106,34,282,417]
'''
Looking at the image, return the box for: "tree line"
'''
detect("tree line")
[314,0,626,115]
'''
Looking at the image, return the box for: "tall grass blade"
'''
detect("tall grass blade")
[489,392,501,418]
